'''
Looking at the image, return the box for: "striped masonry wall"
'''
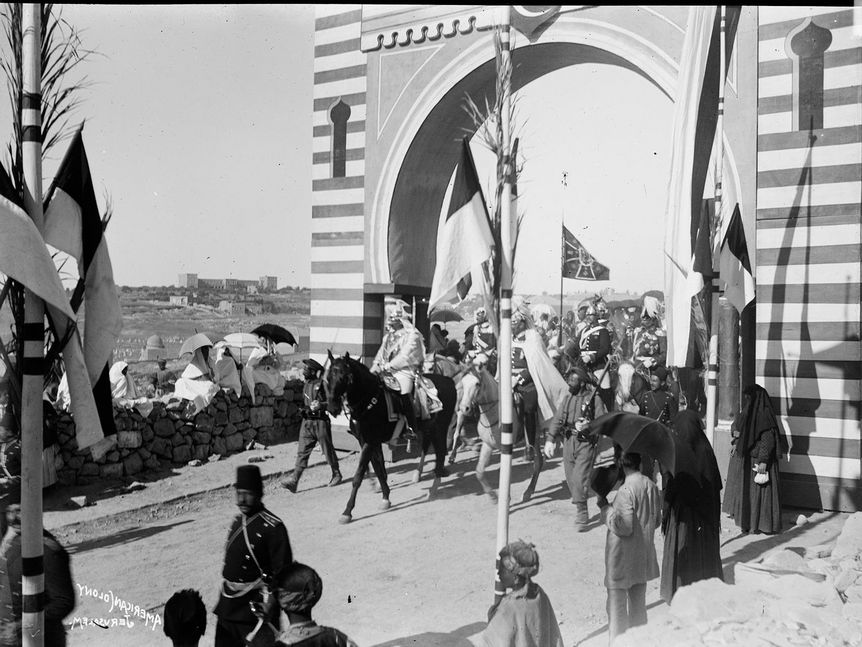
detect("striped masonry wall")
[312,5,382,363]
[755,7,862,510]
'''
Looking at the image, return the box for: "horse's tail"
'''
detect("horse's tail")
[616,362,635,405]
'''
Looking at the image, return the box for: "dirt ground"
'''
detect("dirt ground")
[46,441,848,647]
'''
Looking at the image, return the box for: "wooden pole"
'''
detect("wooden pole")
[21,4,45,646]
[705,6,726,446]
[494,9,514,604]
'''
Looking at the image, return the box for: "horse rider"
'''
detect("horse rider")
[467,307,497,376]
[281,359,342,493]
[371,307,426,434]
[578,303,614,413]
[511,299,568,460]
[543,365,607,531]
[214,465,292,647]
[632,312,667,376]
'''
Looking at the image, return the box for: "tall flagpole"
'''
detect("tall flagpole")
[558,173,566,348]
[705,6,726,446]
[494,7,514,604]
[21,4,45,646]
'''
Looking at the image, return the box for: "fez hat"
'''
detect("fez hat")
[302,358,324,374]
[235,465,263,495]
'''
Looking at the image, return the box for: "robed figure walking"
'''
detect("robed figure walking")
[660,410,724,603]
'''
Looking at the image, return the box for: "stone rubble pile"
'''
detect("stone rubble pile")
[54,381,304,485]
[617,512,862,646]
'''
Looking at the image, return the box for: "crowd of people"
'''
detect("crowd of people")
[0,293,790,645]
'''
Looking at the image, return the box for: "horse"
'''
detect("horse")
[615,360,649,412]
[451,365,545,503]
[324,351,455,523]
[410,368,458,499]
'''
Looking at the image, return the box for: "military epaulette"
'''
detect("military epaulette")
[259,509,283,527]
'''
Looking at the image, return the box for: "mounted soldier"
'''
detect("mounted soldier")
[577,302,613,413]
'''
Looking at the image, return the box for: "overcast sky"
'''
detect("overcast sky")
[0,5,669,294]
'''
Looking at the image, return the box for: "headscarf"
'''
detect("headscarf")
[511,296,534,329]
[499,540,540,580]
[735,384,791,460]
[277,563,323,613]
[212,341,242,396]
[109,361,138,400]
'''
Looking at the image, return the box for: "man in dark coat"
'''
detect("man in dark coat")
[660,410,724,602]
[215,465,292,646]
[636,367,676,426]
[282,359,341,493]
[0,414,20,540]
[543,366,607,531]
[0,504,76,647]
[723,384,787,535]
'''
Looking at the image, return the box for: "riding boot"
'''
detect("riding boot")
[574,501,589,531]
[400,394,417,437]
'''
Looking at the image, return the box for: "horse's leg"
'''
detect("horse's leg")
[449,413,464,464]
[432,415,448,478]
[340,443,372,523]
[369,443,391,509]
[475,441,497,504]
[412,421,427,484]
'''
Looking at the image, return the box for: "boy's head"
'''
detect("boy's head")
[163,589,206,646]
[276,562,323,617]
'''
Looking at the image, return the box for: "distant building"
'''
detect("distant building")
[139,334,166,361]
[168,295,188,306]
[218,301,263,315]
[180,274,275,292]
[177,273,198,288]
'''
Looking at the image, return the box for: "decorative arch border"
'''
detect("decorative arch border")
[367,15,741,284]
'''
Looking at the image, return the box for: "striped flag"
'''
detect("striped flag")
[663,6,740,367]
[719,204,755,312]
[429,138,494,311]
[43,128,121,445]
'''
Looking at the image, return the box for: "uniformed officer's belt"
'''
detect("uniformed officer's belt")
[222,578,265,599]
[564,426,596,444]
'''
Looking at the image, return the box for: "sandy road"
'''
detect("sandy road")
[53,445,846,647]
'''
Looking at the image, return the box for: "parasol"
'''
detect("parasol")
[178,333,213,358]
[274,342,296,356]
[251,323,297,346]
[429,308,463,324]
[606,298,640,311]
[641,289,664,302]
[223,332,264,362]
[588,411,677,474]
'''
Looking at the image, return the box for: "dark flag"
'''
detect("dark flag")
[719,204,755,312]
[43,128,121,444]
[562,225,609,281]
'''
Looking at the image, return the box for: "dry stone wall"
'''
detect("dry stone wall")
[54,381,304,485]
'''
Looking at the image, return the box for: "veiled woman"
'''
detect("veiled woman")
[723,384,787,535]
[660,410,724,603]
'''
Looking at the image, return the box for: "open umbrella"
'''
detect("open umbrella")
[588,411,677,474]
[251,323,297,346]
[179,333,213,358]
[641,289,664,302]
[429,308,462,324]
[223,332,264,362]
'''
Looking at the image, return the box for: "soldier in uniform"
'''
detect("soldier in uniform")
[0,412,20,540]
[215,465,292,647]
[578,304,613,413]
[632,313,667,374]
[371,308,426,434]
[511,307,540,461]
[469,307,497,376]
[543,366,607,531]
[282,359,341,493]
[636,367,676,426]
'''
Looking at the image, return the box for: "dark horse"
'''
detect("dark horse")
[324,351,456,523]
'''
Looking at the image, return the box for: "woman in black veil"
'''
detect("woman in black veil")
[660,409,724,602]
[723,384,787,535]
